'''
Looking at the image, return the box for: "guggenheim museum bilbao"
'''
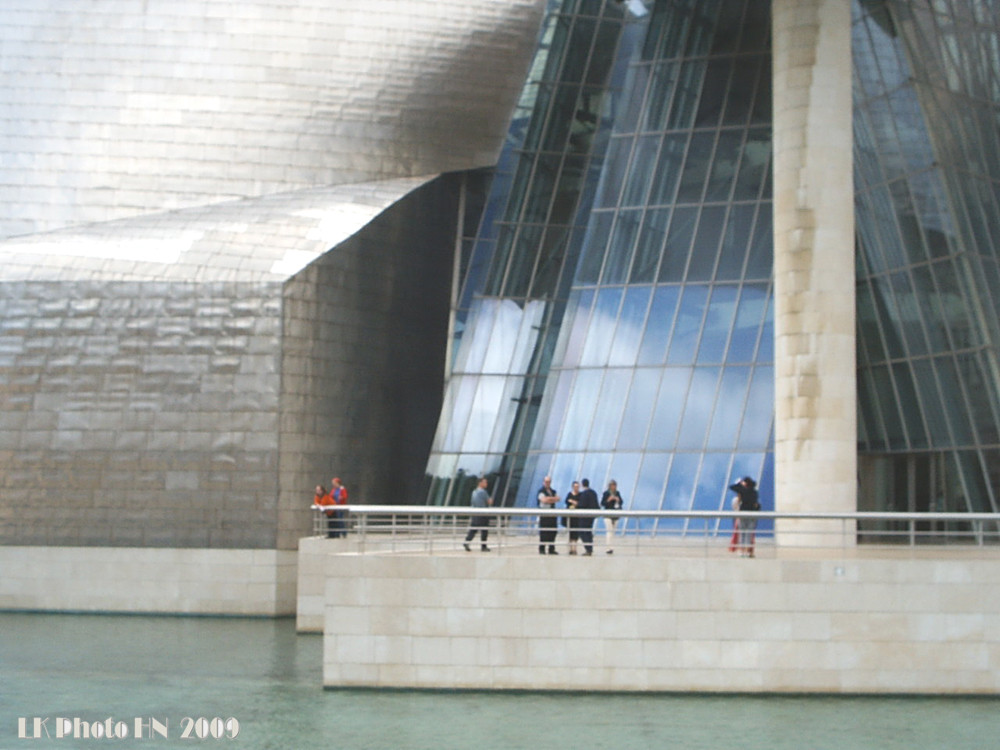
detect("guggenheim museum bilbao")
[1,0,999,615]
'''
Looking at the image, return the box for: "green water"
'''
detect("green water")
[2,612,996,749]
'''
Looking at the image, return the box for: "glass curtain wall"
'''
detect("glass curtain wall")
[425,0,776,536]
[426,0,635,506]
[853,0,1000,533]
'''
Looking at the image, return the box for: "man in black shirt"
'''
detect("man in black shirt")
[575,478,600,556]
[537,476,560,555]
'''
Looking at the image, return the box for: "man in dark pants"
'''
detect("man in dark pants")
[537,475,560,555]
[575,478,600,556]
[463,476,493,552]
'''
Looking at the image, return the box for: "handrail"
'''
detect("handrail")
[309,505,1000,553]
[314,505,1000,523]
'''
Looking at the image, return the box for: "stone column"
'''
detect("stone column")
[772,0,856,545]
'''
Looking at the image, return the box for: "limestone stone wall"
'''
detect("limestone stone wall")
[0,546,297,616]
[323,553,1000,693]
[772,0,857,535]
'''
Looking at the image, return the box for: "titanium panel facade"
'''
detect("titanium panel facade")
[0,175,460,549]
[0,0,545,238]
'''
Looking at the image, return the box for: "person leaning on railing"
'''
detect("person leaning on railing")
[728,477,760,558]
[329,477,348,538]
[313,484,337,538]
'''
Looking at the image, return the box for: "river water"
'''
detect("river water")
[2,612,997,749]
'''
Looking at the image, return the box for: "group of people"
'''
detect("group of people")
[466,473,762,557]
[313,477,348,538]
[319,473,761,554]
[536,475,624,556]
[464,475,625,556]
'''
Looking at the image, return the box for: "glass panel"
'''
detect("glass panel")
[634,453,670,523]
[456,297,498,373]
[441,376,478,452]
[667,59,708,130]
[588,369,632,450]
[617,367,661,450]
[692,452,732,510]
[586,19,621,86]
[722,55,761,126]
[727,283,768,363]
[693,57,731,128]
[706,366,750,450]
[676,131,715,203]
[622,135,660,207]
[632,208,669,283]
[605,452,643,509]
[737,365,773,451]
[912,358,950,448]
[602,210,641,283]
[529,227,569,298]
[666,285,708,365]
[644,61,678,131]
[576,212,613,283]
[676,366,721,449]
[637,285,680,365]
[580,287,623,366]
[647,133,688,206]
[549,452,584,503]
[960,352,1000,445]
[559,17,596,86]
[594,136,630,208]
[608,286,652,366]
[618,62,649,135]
[710,0,744,55]
[757,293,774,363]
[559,369,603,451]
[745,203,772,280]
[697,284,738,364]
[664,452,700,511]
[872,364,906,447]
[503,223,544,297]
[462,375,514,453]
[686,205,725,282]
[539,370,575,450]
[658,205,697,281]
[648,367,692,450]
[704,130,742,202]
[734,127,771,200]
[717,203,754,281]
[559,288,595,368]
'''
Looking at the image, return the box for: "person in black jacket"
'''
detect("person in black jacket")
[537,476,560,555]
[575,478,601,556]
[728,477,760,557]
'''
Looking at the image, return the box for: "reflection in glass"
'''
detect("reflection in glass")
[426,0,776,524]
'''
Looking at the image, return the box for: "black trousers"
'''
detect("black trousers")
[539,515,558,551]
[465,516,491,542]
[573,523,595,553]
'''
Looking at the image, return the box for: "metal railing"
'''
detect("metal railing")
[310,505,1000,556]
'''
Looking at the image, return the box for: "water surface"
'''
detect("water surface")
[2,613,996,749]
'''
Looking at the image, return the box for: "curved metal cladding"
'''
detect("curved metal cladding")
[0,0,546,238]
[425,0,776,535]
[853,0,1000,519]
[0,3,548,550]
[0,176,459,549]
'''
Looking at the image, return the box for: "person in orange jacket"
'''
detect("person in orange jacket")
[313,484,337,538]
